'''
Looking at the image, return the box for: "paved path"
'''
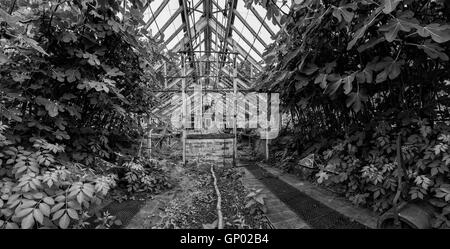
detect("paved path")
[238,161,378,229]
[239,163,311,229]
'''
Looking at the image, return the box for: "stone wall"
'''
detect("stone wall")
[185,137,234,166]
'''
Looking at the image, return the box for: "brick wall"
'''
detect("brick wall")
[185,138,234,166]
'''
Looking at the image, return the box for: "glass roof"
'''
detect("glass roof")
[143,0,290,118]
[143,0,287,66]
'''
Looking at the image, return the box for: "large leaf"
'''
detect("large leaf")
[416,23,450,43]
[347,7,383,50]
[374,57,403,83]
[324,74,342,96]
[357,36,386,53]
[332,4,356,23]
[382,0,402,14]
[314,73,328,88]
[35,97,60,117]
[379,17,419,42]
[342,73,356,94]
[21,213,35,229]
[18,35,49,56]
[356,65,374,83]
[346,91,368,113]
[295,74,309,90]
[417,40,449,61]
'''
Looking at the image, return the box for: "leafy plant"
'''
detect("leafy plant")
[93,211,122,229]
[0,124,117,229]
[245,188,267,215]
[122,159,172,194]
[247,0,450,228]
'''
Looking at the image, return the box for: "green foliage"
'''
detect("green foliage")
[245,188,267,215]
[0,123,117,229]
[123,159,172,194]
[249,0,450,228]
[0,0,167,229]
[299,121,450,228]
[93,210,122,229]
[0,0,164,165]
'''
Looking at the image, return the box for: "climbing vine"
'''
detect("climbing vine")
[247,0,450,228]
[0,0,167,228]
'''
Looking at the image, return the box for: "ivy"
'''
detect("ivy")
[0,0,167,229]
[250,0,450,228]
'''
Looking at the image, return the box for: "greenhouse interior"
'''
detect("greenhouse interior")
[1,0,450,233]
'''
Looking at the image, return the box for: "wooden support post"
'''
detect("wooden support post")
[232,41,237,165]
[182,54,187,165]
[164,61,167,88]
[266,103,269,161]
[149,128,153,159]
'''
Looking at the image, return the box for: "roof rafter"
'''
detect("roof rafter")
[179,0,196,69]
[153,7,183,39]
[144,0,170,31]
[249,5,276,38]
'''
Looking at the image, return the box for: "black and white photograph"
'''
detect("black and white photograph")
[0,0,450,247]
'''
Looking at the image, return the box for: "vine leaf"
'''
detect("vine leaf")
[332,4,356,23]
[316,171,329,184]
[357,36,385,53]
[379,17,419,42]
[346,91,368,113]
[314,73,328,88]
[382,0,402,14]
[356,65,374,83]
[374,57,403,83]
[301,63,318,75]
[65,69,81,83]
[103,65,125,77]
[417,40,449,61]
[35,97,60,117]
[61,31,77,43]
[324,74,342,95]
[342,73,356,94]
[18,35,49,56]
[295,74,309,91]
[416,23,450,43]
[347,6,382,50]
[323,61,337,73]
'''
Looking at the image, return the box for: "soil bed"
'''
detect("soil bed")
[154,163,271,229]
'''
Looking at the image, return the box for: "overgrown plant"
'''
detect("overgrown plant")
[0,123,117,229]
[247,0,450,228]
[245,188,267,215]
[123,159,172,194]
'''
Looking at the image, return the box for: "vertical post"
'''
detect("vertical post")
[200,62,203,131]
[232,41,237,165]
[266,95,269,161]
[149,128,153,159]
[164,61,167,89]
[182,54,187,165]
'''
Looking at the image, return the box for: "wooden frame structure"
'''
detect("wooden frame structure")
[144,0,287,161]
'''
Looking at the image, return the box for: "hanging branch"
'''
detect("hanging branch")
[210,164,223,229]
